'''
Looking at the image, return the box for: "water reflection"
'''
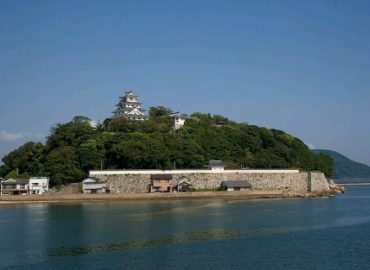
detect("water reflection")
[48,212,370,258]
[2,188,370,270]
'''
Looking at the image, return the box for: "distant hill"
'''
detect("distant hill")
[312,149,370,181]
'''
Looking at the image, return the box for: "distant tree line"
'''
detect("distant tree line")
[0,108,333,186]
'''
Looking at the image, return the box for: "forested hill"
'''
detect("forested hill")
[0,109,333,186]
[312,149,370,181]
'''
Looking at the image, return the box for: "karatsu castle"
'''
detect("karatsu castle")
[112,90,191,130]
[112,90,148,120]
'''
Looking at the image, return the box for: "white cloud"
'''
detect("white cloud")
[0,130,44,142]
[0,130,23,142]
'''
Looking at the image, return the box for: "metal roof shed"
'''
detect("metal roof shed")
[221,181,252,191]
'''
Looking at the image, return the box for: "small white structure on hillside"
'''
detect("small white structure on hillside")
[169,113,188,130]
[82,177,108,193]
[29,177,49,194]
[207,160,225,171]
[169,112,198,130]
[89,120,99,129]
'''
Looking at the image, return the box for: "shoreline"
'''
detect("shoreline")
[0,190,332,204]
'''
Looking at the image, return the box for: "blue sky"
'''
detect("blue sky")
[1,0,370,165]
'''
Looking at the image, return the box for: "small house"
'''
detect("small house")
[150,174,173,192]
[221,181,252,191]
[0,178,29,195]
[29,177,49,194]
[176,176,194,192]
[82,177,108,193]
[169,112,188,130]
[207,160,225,171]
[169,112,198,131]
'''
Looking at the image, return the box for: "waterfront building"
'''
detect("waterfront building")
[112,90,147,120]
[0,178,29,195]
[82,177,108,193]
[0,177,49,195]
[149,174,173,192]
[29,177,49,194]
[221,181,252,191]
[176,176,194,192]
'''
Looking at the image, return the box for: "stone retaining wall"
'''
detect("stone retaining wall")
[91,170,330,194]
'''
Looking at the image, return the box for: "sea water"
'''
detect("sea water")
[1,186,370,269]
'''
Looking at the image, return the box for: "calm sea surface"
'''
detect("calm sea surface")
[1,186,370,269]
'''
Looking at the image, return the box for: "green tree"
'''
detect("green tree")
[5,170,19,179]
[0,165,10,178]
[77,138,105,171]
[73,115,91,123]
[46,118,95,149]
[2,142,45,177]
[45,146,85,186]
[148,106,172,118]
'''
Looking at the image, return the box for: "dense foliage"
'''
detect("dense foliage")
[0,110,333,186]
[313,149,370,181]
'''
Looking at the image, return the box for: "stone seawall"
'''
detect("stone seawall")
[90,170,330,194]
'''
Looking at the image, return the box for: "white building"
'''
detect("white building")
[169,112,198,130]
[207,160,225,171]
[169,113,188,130]
[82,177,108,193]
[0,178,29,195]
[0,177,49,195]
[112,90,147,120]
[29,177,49,195]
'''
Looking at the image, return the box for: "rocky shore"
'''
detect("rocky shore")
[328,178,346,193]
[0,190,334,204]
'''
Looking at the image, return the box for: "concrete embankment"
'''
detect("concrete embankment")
[0,190,332,204]
[90,170,331,194]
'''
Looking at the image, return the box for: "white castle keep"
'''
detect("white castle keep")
[112,90,147,120]
[112,90,195,130]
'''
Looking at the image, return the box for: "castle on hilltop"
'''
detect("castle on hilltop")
[112,90,147,120]
[112,90,194,130]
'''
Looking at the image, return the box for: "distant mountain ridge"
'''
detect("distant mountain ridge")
[312,149,370,181]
